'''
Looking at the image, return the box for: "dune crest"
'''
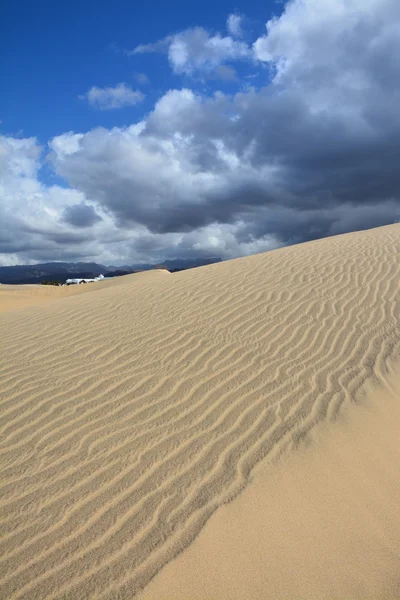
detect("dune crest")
[1,224,400,599]
[0,270,170,314]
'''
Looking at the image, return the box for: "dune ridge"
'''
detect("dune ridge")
[1,224,400,599]
[0,270,170,314]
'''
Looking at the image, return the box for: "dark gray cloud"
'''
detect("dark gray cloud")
[235,202,400,247]
[62,203,102,228]
[0,212,97,263]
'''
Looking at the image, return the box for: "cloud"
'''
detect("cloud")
[131,39,169,55]
[132,27,251,75]
[227,14,243,38]
[52,0,400,241]
[253,0,400,94]
[2,0,400,266]
[62,202,103,228]
[0,130,276,266]
[80,83,144,110]
[209,65,238,81]
[0,134,96,264]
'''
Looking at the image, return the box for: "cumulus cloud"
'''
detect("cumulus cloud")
[0,130,276,266]
[132,26,251,75]
[0,134,92,264]
[53,0,400,241]
[80,83,144,110]
[2,0,400,266]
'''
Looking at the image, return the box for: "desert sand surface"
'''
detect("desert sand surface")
[0,270,170,313]
[140,369,400,600]
[1,224,400,599]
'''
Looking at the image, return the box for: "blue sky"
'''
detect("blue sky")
[1,0,279,142]
[1,0,400,266]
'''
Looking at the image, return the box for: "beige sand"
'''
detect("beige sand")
[0,224,400,599]
[0,270,169,313]
[140,370,400,600]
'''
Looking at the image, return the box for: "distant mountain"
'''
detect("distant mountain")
[0,263,108,285]
[0,258,222,284]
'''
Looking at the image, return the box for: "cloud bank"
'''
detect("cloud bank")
[1,0,400,266]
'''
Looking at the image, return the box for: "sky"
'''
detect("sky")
[1,0,400,266]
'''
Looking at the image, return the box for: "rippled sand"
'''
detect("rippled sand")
[1,224,399,599]
[140,370,400,600]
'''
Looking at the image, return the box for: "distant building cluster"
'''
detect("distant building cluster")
[65,274,107,285]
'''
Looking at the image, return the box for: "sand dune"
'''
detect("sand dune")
[140,369,400,600]
[0,270,170,313]
[0,224,399,599]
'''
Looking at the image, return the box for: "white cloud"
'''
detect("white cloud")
[132,27,251,75]
[0,134,128,266]
[80,83,144,110]
[131,39,169,55]
[253,0,400,92]
[227,14,243,38]
[168,29,251,74]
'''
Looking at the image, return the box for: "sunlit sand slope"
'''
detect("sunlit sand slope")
[0,224,399,599]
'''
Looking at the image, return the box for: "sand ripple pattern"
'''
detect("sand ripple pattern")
[1,225,400,599]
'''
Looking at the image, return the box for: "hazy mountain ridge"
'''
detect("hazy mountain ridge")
[0,258,222,284]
